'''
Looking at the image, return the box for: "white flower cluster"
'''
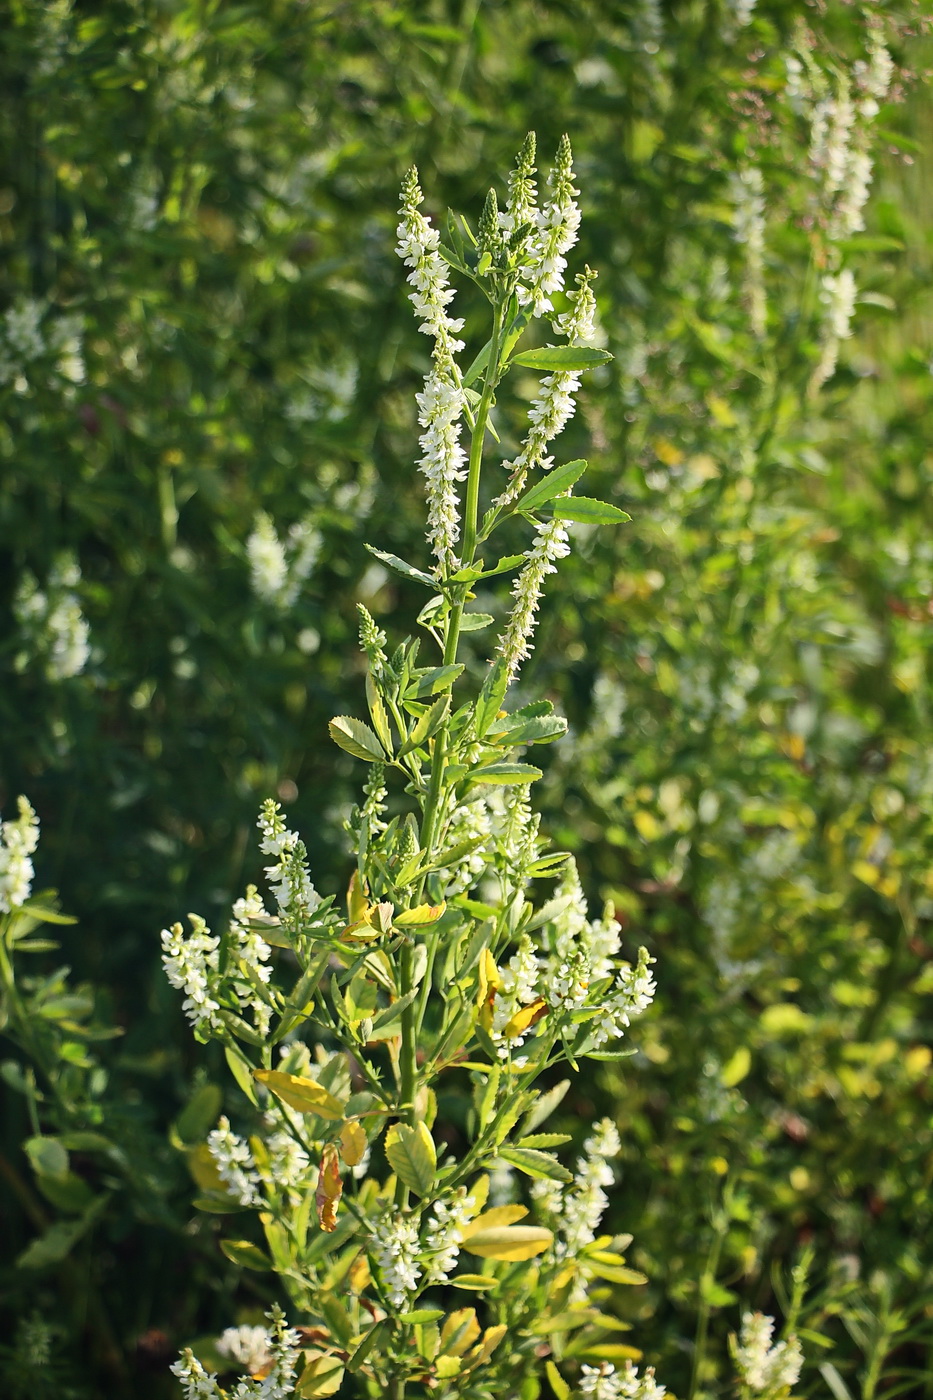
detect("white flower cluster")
[534,1118,622,1259]
[517,134,582,317]
[729,167,766,338]
[371,1211,422,1307]
[541,863,621,1011]
[172,1306,300,1399]
[247,510,322,610]
[161,915,222,1034]
[257,800,319,930]
[580,1360,666,1400]
[396,167,467,570]
[498,268,598,505]
[497,515,571,682]
[0,298,85,390]
[0,797,40,915]
[217,1325,272,1376]
[423,1185,482,1283]
[491,935,542,1057]
[435,798,493,894]
[14,555,91,680]
[734,1312,804,1397]
[207,1116,264,1208]
[811,267,857,392]
[228,885,275,1037]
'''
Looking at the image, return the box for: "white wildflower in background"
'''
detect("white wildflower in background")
[498,268,598,504]
[730,0,757,28]
[580,1360,666,1400]
[588,947,657,1049]
[247,511,321,609]
[0,297,44,386]
[174,1307,299,1400]
[497,515,571,682]
[518,134,582,317]
[14,555,91,681]
[216,1325,271,1375]
[160,915,223,1034]
[257,799,319,929]
[811,267,857,393]
[207,1116,263,1208]
[733,1312,804,1396]
[491,935,542,1056]
[730,167,767,338]
[633,0,663,54]
[0,797,40,915]
[371,1212,422,1307]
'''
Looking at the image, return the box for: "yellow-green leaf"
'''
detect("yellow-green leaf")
[721,1046,751,1087]
[339,1120,368,1168]
[394,901,446,927]
[546,1360,570,1400]
[385,1121,436,1197]
[461,1225,553,1261]
[461,1205,528,1239]
[254,1069,344,1121]
[297,1355,345,1397]
[219,1239,272,1271]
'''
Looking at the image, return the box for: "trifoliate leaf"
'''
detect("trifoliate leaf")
[329,716,385,762]
[254,1070,345,1121]
[385,1121,436,1197]
[515,459,587,514]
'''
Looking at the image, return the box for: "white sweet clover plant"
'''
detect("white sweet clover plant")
[163,138,665,1400]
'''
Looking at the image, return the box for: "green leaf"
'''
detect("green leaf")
[364,544,436,588]
[509,346,613,371]
[366,672,394,754]
[474,657,510,739]
[347,1321,387,1372]
[450,1274,499,1291]
[400,1309,445,1324]
[18,900,78,926]
[329,716,386,762]
[515,459,587,514]
[24,1136,69,1179]
[520,1079,570,1134]
[489,714,567,746]
[220,1239,273,1271]
[517,1133,573,1149]
[497,1147,572,1182]
[407,664,464,698]
[385,1121,437,1197]
[721,1046,751,1087]
[465,762,542,787]
[460,612,494,631]
[547,497,631,525]
[368,988,419,1039]
[546,1360,571,1400]
[174,1084,223,1145]
[400,694,450,755]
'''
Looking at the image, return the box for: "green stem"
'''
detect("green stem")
[689,1212,727,1400]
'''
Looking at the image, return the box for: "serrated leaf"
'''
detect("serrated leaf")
[364,544,436,588]
[385,1121,436,1197]
[516,459,588,514]
[366,672,394,753]
[462,1224,553,1260]
[474,657,510,739]
[297,1355,345,1397]
[219,1239,273,1271]
[510,346,612,371]
[547,497,631,525]
[254,1070,344,1121]
[460,612,495,631]
[329,716,385,762]
[347,1321,386,1372]
[407,664,464,698]
[546,1360,570,1400]
[465,762,542,787]
[498,1147,572,1182]
[518,1133,572,1149]
[520,1079,570,1134]
[400,694,450,755]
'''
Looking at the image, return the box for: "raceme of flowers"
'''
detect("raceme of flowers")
[172,1307,301,1400]
[14,554,91,681]
[0,797,40,915]
[733,1312,804,1398]
[247,510,322,610]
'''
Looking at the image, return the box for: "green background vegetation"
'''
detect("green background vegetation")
[1,1,932,1396]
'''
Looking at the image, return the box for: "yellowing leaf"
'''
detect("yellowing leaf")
[348,1252,371,1293]
[435,1355,461,1379]
[469,1324,507,1365]
[316,1144,343,1232]
[297,1354,345,1398]
[339,1120,368,1168]
[385,1121,436,1197]
[395,901,446,927]
[347,871,370,923]
[220,1239,273,1271]
[450,1274,499,1291]
[461,1205,528,1239]
[503,997,548,1039]
[461,1225,553,1261]
[440,1307,480,1356]
[254,1070,345,1121]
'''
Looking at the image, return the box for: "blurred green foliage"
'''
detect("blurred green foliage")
[1,0,932,1396]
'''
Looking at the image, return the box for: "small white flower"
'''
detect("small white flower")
[160,915,222,1033]
[518,135,581,317]
[497,515,571,682]
[734,1312,804,1396]
[257,800,319,928]
[217,1325,272,1375]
